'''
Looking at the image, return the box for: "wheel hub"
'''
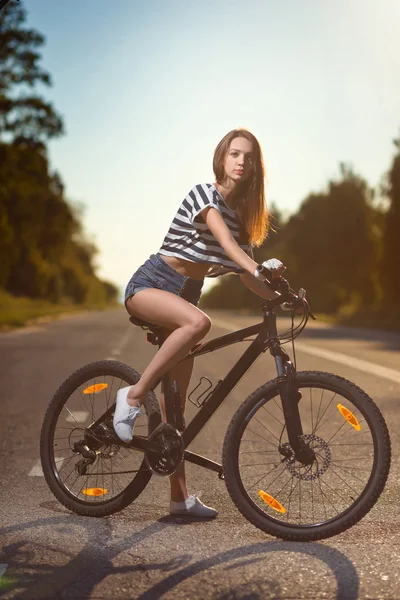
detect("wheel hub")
[72,419,121,475]
[282,434,331,481]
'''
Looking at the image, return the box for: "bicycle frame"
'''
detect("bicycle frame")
[87,302,308,477]
[162,315,274,477]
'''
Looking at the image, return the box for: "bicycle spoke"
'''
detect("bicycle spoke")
[44,368,154,507]
[245,425,279,448]
[234,377,383,531]
[261,403,285,428]
[252,415,282,444]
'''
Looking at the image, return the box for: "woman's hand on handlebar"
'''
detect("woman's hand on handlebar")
[254,258,287,281]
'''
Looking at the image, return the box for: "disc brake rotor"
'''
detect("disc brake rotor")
[283,434,331,481]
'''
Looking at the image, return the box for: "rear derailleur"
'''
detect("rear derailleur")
[72,419,117,476]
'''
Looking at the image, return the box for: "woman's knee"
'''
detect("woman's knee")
[190,313,211,337]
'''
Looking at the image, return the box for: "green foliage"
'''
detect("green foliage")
[380,134,400,308]
[0,0,64,146]
[0,1,118,311]
[283,166,378,313]
[0,286,120,330]
[202,164,384,317]
[0,142,119,305]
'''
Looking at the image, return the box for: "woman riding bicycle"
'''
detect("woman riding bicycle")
[114,128,285,518]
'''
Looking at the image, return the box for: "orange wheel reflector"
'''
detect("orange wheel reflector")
[337,404,361,430]
[82,488,108,496]
[83,383,108,394]
[258,490,286,514]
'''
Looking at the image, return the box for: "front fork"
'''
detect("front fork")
[272,346,315,465]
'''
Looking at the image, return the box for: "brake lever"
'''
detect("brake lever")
[302,296,317,320]
[281,289,316,319]
[279,287,306,310]
[280,302,293,312]
[257,264,316,318]
[298,288,306,300]
[280,298,304,312]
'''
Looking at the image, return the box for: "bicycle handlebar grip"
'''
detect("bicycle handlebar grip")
[256,263,273,279]
[256,264,291,293]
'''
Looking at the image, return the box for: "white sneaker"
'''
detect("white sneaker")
[113,386,142,443]
[170,495,218,518]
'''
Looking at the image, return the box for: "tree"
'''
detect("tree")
[0,1,119,306]
[380,134,400,309]
[283,165,378,313]
[0,0,64,146]
[0,142,74,297]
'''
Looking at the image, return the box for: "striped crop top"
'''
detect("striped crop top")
[159,183,254,278]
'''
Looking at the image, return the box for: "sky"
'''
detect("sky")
[19,0,400,294]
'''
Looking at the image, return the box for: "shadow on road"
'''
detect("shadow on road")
[1,510,359,600]
[136,536,359,600]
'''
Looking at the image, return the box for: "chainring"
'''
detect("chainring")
[145,423,184,476]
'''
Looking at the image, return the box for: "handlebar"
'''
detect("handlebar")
[256,263,316,320]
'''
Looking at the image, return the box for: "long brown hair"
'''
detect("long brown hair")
[213,128,269,247]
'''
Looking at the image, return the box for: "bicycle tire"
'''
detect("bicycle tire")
[222,371,391,541]
[40,360,161,517]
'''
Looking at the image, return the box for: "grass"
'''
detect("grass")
[2,289,399,336]
[0,289,122,332]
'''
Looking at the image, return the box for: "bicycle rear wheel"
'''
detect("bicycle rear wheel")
[40,360,161,517]
[222,371,391,541]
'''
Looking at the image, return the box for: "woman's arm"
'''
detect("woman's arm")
[203,206,285,281]
[203,207,259,275]
[203,207,285,301]
[239,271,280,301]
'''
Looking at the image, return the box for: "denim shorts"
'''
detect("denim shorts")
[124,253,204,311]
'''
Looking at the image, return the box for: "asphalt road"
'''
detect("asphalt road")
[1,307,400,600]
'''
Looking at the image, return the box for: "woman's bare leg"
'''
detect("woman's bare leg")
[124,288,210,408]
[121,289,217,517]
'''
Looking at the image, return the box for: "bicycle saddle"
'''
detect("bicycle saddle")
[129,315,162,333]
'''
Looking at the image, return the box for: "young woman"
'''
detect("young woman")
[113,128,285,518]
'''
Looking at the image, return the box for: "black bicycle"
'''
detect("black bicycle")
[40,267,391,541]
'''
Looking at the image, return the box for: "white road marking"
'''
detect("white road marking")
[294,342,400,384]
[211,317,400,384]
[0,565,7,579]
[28,457,66,476]
[106,327,133,360]
[65,411,88,423]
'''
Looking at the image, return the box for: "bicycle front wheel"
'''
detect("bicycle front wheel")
[222,371,391,541]
[40,360,161,517]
